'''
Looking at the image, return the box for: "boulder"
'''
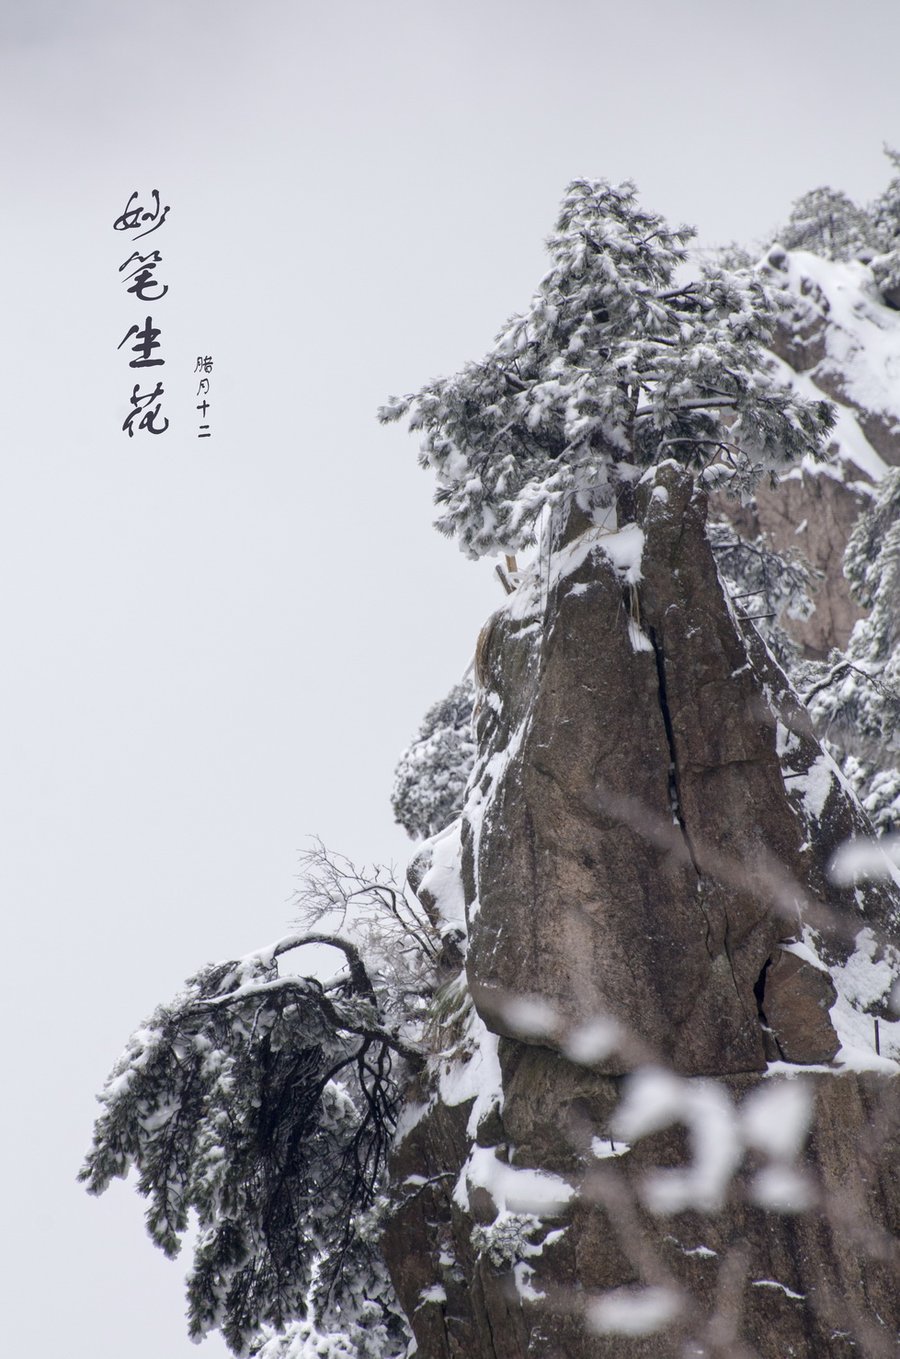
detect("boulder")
[463,465,843,1077]
[757,946,840,1064]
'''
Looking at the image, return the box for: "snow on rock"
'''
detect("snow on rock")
[596,522,645,584]
[828,927,900,1070]
[436,1000,503,1138]
[416,819,467,933]
[773,250,900,470]
[751,1279,806,1302]
[453,1145,575,1217]
[793,752,836,823]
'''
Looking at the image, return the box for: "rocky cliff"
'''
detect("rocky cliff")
[717,247,900,660]
[383,465,900,1358]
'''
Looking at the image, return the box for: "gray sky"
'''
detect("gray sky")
[2,2,898,1355]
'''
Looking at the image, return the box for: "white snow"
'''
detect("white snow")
[590,1136,630,1160]
[464,716,528,921]
[826,927,900,1070]
[793,752,835,822]
[392,1100,435,1146]
[415,1285,446,1309]
[438,1006,503,1138]
[598,522,645,584]
[627,618,655,653]
[784,253,900,459]
[416,819,467,930]
[751,1279,805,1302]
[454,1145,575,1216]
[780,938,831,975]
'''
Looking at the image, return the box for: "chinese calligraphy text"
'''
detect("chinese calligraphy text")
[116,191,170,438]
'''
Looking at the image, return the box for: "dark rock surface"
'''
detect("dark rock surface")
[716,467,871,659]
[384,1064,900,1358]
[758,946,840,1064]
[385,465,900,1357]
[463,466,882,1077]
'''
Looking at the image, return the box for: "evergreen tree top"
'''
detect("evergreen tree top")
[381,178,833,559]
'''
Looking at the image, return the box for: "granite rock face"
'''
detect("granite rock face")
[716,466,870,659]
[464,466,891,1077]
[385,1059,900,1359]
[715,246,900,661]
[384,465,900,1358]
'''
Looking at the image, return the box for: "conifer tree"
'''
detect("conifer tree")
[778,186,872,262]
[392,677,476,841]
[870,146,900,305]
[80,854,436,1359]
[380,179,833,559]
[807,468,900,834]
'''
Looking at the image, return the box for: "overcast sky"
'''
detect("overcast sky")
[2,2,898,1355]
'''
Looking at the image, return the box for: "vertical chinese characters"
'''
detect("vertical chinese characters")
[195,355,213,438]
[114,191,171,437]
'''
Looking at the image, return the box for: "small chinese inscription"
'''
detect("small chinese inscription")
[195,355,214,438]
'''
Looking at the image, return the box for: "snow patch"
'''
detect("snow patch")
[415,1285,446,1309]
[751,1279,805,1302]
[598,522,645,584]
[417,820,467,931]
[438,1008,503,1138]
[591,1136,630,1160]
[794,753,835,822]
[454,1146,575,1216]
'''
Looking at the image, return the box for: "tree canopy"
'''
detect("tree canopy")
[381,178,833,558]
[80,848,437,1358]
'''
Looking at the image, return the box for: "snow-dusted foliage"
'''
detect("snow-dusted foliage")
[707,517,817,669]
[79,865,436,1358]
[380,178,833,558]
[869,146,900,303]
[252,1309,401,1359]
[778,186,873,262]
[807,468,900,833]
[392,677,476,841]
[771,146,900,307]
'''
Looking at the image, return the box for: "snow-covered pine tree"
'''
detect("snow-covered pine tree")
[870,146,900,307]
[391,677,476,841]
[777,185,873,262]
[380,178,833,559]
[80,854,439,1359]
[806,467,900,834]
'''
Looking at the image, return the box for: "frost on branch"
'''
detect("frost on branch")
[380,178,833,558]
[79,880,429,1357]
